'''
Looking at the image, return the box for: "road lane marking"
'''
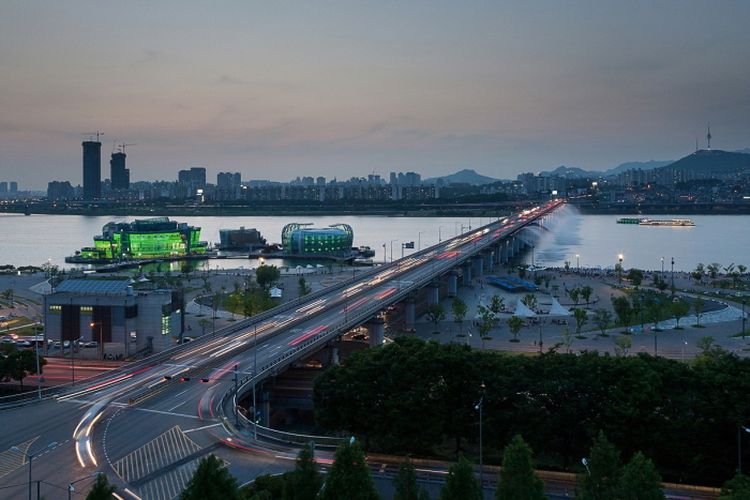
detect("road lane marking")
[183,423,222,434]
[0,436,39,479]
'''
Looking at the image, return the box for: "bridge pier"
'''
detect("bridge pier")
[404,297,416,330]
[260,390,271,427]
[462,262,473,286]
[484,252,493,273]
[366,318,385,347]
[329,345,340,365]
[447,271,458,297]
[472,256,484,278]
[426,281,440,306]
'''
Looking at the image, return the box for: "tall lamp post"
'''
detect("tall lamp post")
[12,441,58,500]
[576,254,580,273]
[389,239,399,263]
[618,254,624,283]
[475,382,486,487]
[671,257,675,297]
[68,472,101,500]
[90,322,103,360]
[742,298,747,340]
[417,231,425,251]
[738,425,750,474]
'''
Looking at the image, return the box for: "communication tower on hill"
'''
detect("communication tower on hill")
[706,122,712,150]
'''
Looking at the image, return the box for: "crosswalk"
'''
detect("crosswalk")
[0,436,38,479]
[113,426,222,500]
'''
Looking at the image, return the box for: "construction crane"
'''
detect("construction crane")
[119,143,137,154]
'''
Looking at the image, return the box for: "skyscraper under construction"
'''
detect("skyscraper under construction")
[82,139,102,200]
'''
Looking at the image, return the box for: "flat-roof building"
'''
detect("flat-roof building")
[43,279,184,357]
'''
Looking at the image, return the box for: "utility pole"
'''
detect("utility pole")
[253,325,258,439]
[233,364,239,426]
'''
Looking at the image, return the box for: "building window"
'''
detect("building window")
[161,316,170,336]
[48,305,62,314]
[80,306,93,313]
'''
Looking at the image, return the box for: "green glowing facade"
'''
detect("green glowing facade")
[281,223,353,256]
[76,217,206,261]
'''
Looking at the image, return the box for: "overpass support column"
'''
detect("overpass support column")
[484,252,494,273]
[329,344,340,366]
[472,256,484,278]
[494,245,502,265]
[366,318,385,347]
[447,272,458,298]
[426,281,440,306]
[404,297,416,331]
[260,390,271,427]
[462,262,473,286]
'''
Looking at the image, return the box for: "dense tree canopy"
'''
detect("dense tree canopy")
[314,336,750,485]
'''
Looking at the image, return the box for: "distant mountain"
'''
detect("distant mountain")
[659,149,750,175]
[538,166,600,178]
[603,160,672,176]
[734,148,750,155]
[425,169,498,185]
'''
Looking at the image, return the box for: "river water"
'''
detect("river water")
[0,209,747,273]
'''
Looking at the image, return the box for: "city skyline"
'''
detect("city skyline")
[2,1,750,189]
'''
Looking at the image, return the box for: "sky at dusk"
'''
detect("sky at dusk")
[1,1,749,189]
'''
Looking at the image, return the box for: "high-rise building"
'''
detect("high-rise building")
[0,182,7,194]
[82,140,102,200]
[9,182,17,193]
[189,167,206,187]
[47,181,75,200]
[110,152,130,190]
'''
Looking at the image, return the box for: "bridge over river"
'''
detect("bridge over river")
[0,200,565,499]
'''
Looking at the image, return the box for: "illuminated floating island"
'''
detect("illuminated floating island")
[66,217,209,264]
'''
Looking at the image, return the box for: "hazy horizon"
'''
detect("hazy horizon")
[2,1,749,189]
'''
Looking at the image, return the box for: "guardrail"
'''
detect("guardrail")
[218,201,564,446]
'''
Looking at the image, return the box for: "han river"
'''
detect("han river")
[1,209,748,273]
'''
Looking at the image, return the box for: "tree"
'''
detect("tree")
[568,287,581,306]
[645,294,668,331]
[507,316,524,342]
[440,454,480,500]
[256,265,280,289]
[181,454,240,500]
[626,269,644,287]
[198,318,210,335]
[592,308,612,337]
[489,295,505,314]
[476,305,496,344]
[561,327,574,353]
[613,335,632,357]
[578,432,621,500]
[611,296,632,326]
[283,444,322,500]
[671,299,690,329]
[394,458,428,500]
[573,308,588,335]
[521,294,537,312]
[426,303,446,333]
[86,473,116,500]
[692,263,705,283]
[496,435,545,500]
[3,349,43,391]
[617,452,664,500]
[580,285,594,307]
[693,297,705,327]
[319,440,379,500]
[452,298,468,335]
[708,263,721,279]
[720,473,750,500]
[298,276,311,297]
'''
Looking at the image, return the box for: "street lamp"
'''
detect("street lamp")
[618,254,624,283]
[671,257,675,297]
[742,298,747,340]
[418,231,425,251]
[475,382,486,487]
[438,226,447,243]
[12,441,58,500]
[90,322,103,360]
[389,239,399,263]
[576,254,580,273]
[739,425,750,474]
[68,472,102,500]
